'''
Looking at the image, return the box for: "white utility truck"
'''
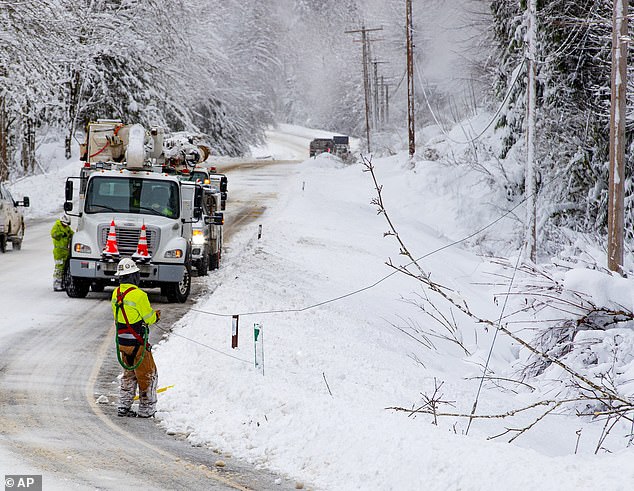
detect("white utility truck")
[63,120,203,302]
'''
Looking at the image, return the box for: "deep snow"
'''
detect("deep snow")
[5,123,634,490]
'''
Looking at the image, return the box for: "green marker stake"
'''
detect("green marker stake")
[254,323,264,375]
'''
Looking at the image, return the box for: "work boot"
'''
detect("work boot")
[117,407,137,417]
[137,409,156,418]
[53,280,64,292]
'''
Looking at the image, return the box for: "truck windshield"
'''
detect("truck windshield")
[85,176,179,218]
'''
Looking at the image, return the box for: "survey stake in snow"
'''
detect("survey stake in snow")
[254,323,264,375]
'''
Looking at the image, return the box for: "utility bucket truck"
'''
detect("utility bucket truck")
[63,120,204,302]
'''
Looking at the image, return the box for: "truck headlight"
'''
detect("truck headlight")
[164,249,183,259]
[74,243,92,253]
[192,229,205,245]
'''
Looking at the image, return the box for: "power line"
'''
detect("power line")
[186,176,553,320]
[416,58,526,146]
[163,165,569,369]
[154,324,252,365]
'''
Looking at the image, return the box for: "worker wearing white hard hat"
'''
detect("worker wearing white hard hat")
[111,257,161,418]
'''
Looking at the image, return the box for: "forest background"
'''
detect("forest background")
[2,0,634,255]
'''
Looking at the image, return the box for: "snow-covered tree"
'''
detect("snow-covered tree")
[488,0,634,249]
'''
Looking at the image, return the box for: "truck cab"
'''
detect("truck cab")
[64,121,203,302]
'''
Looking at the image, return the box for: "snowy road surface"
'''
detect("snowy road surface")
[0,153,305,489]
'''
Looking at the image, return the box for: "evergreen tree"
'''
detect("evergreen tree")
[488,0,634,247]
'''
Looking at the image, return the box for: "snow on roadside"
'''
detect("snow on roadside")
[4,124,633,489]
[154,140,634,490]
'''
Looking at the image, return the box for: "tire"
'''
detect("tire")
[212,231,222,270]
[90,281,105,292]
[11,221,24,251]
[210,250,219,270]
[65,267,90,298]
[164,266,191,303]
[196,250,209,277]
[0,234,6,253]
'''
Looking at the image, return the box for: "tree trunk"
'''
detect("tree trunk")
[65,69,82,160]
[21,102,36,174]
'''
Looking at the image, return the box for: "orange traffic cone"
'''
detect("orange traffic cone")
[103,220,119,257]
[132,224,150,260]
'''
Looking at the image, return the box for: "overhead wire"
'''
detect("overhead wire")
[158,29,564,368]
[186,173,555,321]
[416,57,526,146]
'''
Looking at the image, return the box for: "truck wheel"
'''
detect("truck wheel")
[197,251,209,277]
[90,281,105,292]
[165,267,191,303]
[65,268,90,298]
[0,234,6,253]
[11,223,24,250]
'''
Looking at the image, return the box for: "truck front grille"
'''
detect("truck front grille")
[99,225,160,256]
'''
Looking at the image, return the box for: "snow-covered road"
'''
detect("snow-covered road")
[0,150,306,489]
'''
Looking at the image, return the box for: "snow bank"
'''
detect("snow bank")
[154,138,634,489]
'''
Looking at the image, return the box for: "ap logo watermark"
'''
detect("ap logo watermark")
[5,475,42,491]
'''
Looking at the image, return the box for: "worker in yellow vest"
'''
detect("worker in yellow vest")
[111,258,160,418]
[50,214,73,291]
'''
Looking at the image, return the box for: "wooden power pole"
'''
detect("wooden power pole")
[346,25,383,154]
[406,0,415,158]
[608,0,628,274]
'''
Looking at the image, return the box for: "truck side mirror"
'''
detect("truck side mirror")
[193,186,203,220]
[65,180,74,201]
[64,201,73,212]
[220,177,227,193]
[19,197,30,207]
[193,186,203,208]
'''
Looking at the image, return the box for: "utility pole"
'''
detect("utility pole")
[371,61,388,130]
[406,0,415,158]
[608,0,628,274]
[346,25,383,153]
[525,0,537,262]
[383,79,393,126]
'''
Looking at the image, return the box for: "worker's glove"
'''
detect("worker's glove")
[155,309,161,321]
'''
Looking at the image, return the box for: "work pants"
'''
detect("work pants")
[53,258,66,281]
[118,344,158,417]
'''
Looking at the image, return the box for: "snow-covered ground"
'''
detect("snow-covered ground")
[154,125,634,489]
[5,123,634,490]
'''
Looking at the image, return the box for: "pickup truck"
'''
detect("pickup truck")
[0,182,29,252]
[309,136,351,160]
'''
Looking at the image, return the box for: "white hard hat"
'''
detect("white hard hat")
[114,257,140,276]
[60,214,71,225]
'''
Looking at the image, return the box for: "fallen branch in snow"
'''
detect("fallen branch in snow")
[387,397,579,421]
[392,291,471,356]
[361,154,634,447]
[361,155,629,405]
